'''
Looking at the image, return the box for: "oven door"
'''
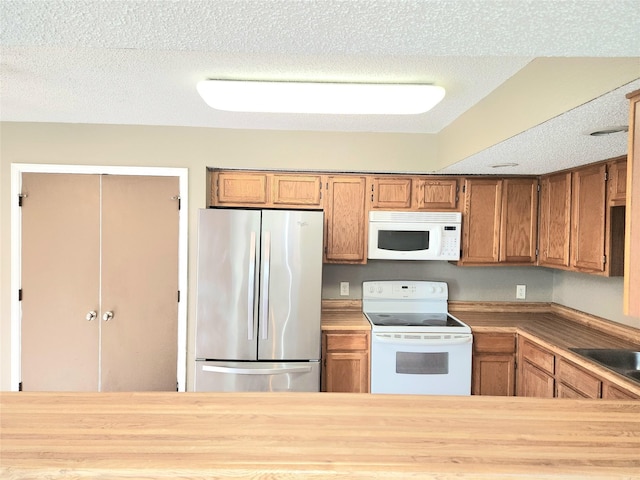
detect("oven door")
[370,332,472,395]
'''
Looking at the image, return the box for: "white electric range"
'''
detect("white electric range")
[363,280,472,395]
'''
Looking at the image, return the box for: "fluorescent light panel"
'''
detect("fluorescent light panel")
[197,80,445,115]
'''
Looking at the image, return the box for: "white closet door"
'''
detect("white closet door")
[21,173,101,391]
[21,173,179,392]
[100,175,179,391]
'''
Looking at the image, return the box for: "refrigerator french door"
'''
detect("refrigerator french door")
[195,208,323,392]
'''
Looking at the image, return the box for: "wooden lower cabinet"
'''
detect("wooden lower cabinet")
[471,333,516,396]
[322,330,370,393]
[602,381,640,400]
[556,357,601,399]
[517,338,555,398]
[518,360,555,398]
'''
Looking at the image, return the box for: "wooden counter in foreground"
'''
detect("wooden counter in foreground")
[2,392,639,479]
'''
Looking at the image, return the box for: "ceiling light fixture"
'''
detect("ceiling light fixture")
[196,80,446,115]
[490,163,519,168]
[588,125,629,136]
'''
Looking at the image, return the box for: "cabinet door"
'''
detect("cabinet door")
[370,176,412,209]
[100,176,179,391]
[472,354,516,396]
[517,360,555,398]
[571,164,607,272]
[324,176,367,263]
[608,158,627,205]
[324,351,370,393]
[21,173,101,391]
[500,178,538,264]
[539,172,571,267]
[602,382,640,400]
[461,178,502,263]
[272,174,322,207]
[415,178,459,210]
[214,171,269,205]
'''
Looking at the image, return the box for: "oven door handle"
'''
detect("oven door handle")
[373,334,472,346]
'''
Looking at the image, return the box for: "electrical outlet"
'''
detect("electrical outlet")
[340,282,349,296]
[516,284,526,300]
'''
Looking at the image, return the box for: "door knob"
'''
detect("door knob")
[86,311,97,321]
[102,311,114,322]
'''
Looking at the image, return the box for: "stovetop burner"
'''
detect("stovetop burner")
[366,312,465,328]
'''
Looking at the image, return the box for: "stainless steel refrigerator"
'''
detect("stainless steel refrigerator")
[194,208,324,392]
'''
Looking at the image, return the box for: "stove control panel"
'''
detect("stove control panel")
[363,281,448,300]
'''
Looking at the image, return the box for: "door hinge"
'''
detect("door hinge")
[18,193,27,207]
[177,290,181,302]
[462,185,466,193]
[19,382,23,391]
[537,183,541,192]
[535,248,539,258]
[604,171,608,182]
[176,381,179,392]
[18,289,22,301]
[603,255,607,265]
[172,195,181,210]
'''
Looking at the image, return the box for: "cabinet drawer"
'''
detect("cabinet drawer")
[474,333,516,353]
[520,340,555,375]
[556,358,601,399]
[325,333,369,352]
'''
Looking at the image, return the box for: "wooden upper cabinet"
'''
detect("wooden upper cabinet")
[571,163,607,272]
[461,178,502,263]
[539,172,572,268]
[369,176,412,209]
[500,178,538,264]
[213,171,269,206]
[625,89,640,316]
[209,170,322,208]
[414,177,459,210]
[272,174,322,207]
[608,157,627,206]
[324,175,368,263]
[460,177,537,265]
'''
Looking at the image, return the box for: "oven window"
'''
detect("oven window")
[378,230,429,252]
[396,352,448,375]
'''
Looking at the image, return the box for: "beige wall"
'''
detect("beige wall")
[1,121,638,391]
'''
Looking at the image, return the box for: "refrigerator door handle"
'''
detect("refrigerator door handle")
[260,231,271,340]
[202,365,312,375]
[248,231,257,341]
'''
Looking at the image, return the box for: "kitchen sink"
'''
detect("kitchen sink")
[570,348,640,384]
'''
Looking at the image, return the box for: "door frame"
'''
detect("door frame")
[10,164,189,391]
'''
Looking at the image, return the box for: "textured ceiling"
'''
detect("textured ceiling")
[1,0,639,174]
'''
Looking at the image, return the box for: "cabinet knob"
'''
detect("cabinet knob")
[102,311,114,322]
[85,311,97,321]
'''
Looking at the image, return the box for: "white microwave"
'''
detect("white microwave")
[368,211,462,261]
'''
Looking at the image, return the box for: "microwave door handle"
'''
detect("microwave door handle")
[432,228,443,255]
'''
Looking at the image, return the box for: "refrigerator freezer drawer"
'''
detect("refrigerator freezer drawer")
[194,360,320,392]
